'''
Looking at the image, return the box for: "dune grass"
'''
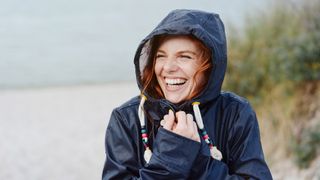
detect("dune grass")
[223,0,320,168]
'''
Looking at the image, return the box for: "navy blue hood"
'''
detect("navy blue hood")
[134,9,227,104]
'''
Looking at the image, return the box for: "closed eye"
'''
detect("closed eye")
[155,53,166,59]
[180,55,192,59]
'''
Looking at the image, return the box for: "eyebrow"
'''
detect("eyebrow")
[156,50,166,54]
[178,50,197,55]
[156,49,197,55]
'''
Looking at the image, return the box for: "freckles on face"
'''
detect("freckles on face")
[154,36,205,103]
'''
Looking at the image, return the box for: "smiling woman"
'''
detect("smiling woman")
[142,35,212,103]
[102,9,272,179]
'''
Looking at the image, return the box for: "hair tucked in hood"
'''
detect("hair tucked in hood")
[134,9,227,104]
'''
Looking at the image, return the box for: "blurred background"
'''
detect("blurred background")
[0,0,319,179]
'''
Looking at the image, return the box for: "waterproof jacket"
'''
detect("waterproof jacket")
[102,9,273,180]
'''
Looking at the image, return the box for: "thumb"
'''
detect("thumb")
[163,109,175,130]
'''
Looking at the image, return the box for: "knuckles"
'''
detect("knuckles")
[162,111,199,141]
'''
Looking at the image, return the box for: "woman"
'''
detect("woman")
[103,9,272,179]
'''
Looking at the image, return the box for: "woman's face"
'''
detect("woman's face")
[154,36,205,103]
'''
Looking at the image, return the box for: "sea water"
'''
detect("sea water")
[0,0,268,89]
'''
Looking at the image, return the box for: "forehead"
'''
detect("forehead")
[157,35,200,53]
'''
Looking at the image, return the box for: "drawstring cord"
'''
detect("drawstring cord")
[139,95,222,163]
[192,102,223,161]
[138,95,152,163]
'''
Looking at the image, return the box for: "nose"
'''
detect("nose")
[163,58,178,73]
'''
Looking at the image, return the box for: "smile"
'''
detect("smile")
[165,78,187,86]
[164,78,187,90]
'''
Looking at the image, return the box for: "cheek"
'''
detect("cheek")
[183,63,199,78]
[154,62,162,77]
[196,73,206,85]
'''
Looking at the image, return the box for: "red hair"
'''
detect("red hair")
[141,34,212,101]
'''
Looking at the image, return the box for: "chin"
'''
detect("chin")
[165,94,186,104]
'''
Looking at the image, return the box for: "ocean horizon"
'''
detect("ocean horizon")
[0,0,270,89]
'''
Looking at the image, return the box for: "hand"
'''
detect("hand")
[162,110,200,142]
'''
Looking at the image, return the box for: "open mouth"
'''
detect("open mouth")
[165,78,187,87]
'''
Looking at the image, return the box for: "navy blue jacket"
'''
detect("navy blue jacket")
[103,9,273,179]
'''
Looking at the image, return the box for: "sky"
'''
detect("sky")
[0,0,272,89]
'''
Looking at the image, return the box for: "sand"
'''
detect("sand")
[1,81,318,180]
[0,82,139,180]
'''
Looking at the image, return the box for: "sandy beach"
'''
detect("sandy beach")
[0,82,139,180]
[1,81,319,180]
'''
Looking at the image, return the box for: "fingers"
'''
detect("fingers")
[186,113,193,128]
[163,109,175,130]
[186,113,200,142]
[175,111,187,130]
[192,121,200,142]
[160,119,165,126]
[161,110,200,142]
[192,121,198,134]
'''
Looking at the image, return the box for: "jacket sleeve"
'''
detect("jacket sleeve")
[102,108,201,180]
[188,104,273,180]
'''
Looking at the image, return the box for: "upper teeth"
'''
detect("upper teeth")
[165,78,186,85]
